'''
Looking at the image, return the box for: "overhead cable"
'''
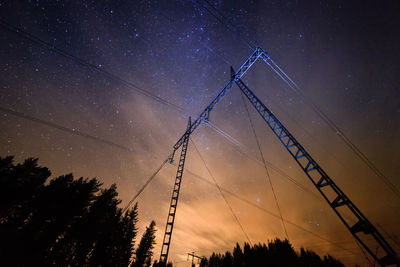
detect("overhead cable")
[0,107,134,152]
[239,90,289,240]
[191,138,252,245]
[122,155,171,213]
[0,19,183,112]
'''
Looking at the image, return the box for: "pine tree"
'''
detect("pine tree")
[0,156,139,266]
[202,239,347,267]
[133,220,157,267]
[232,243,243,266]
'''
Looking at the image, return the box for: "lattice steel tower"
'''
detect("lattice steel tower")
[157,47,399,266]
[159,118,191,264]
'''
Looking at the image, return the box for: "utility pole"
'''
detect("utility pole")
[187,252,205,267]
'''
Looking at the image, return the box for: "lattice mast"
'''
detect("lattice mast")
[158,48,261,265]
[162,47,398,266]
[159,118,192,263]
[232,68,399,266]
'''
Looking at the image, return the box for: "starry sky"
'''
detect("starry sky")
[1,0,399,266]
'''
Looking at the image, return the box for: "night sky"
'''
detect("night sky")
[1,1,399,266]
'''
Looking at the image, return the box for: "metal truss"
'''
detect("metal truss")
[234,77,399,266]
[161,46,399,266]
[160,118,191,263]
[170,47,264,157]
[159,48,266,263]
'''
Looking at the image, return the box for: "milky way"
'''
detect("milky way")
[1,1,399,266]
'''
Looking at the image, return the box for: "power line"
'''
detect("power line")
[2,104,374,262]
[191,83,322,200]
[185,1,335,201]
[0,106,173,214]
[0,107,134,152]
[1,18,268,170]
[121,155,171,213]
[196,0,255,51]
[1,102,319,205]
[1,104,358,259]
[1,15,308,218]
[0,85,302,219]
[3,8,395,263]
[194,6,400,260]
[189,150,366,260]
[116,145,347,255]
[191,138,252,245]
[355,240,375,266]
[183,166,358,257]
[266,58,400,199]
[228,132,321,199]
[119,153,333,252]
[161,18,325,199]
[1,16,255,170]
[305,237,374,266]
[239,89,289,240]
[203,120,244,148]
[10,103,319,204]
[1,9,300,201]
[171,17,362,210]
[301,238,373,250]
[2,40,386,261]
[377,224,400,251]
[196,0,400,200]
[0,19,184,112]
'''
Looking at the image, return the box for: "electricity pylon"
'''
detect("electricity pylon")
[159,47,399,266]
[233,71,399,266]
[159,118,191,263]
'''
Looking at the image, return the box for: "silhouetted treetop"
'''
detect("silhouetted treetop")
[134,220,157,267]
[200,238,347,267]
[0,156,142,266]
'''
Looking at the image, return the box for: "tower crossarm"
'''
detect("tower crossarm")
[171,47,264,156]
[161,48,264,263]
[188,252,205,262]
[234,77,399,267]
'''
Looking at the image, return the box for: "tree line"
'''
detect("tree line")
[0,156,158,266]
[199,239,349,267]
[0,156,352,266]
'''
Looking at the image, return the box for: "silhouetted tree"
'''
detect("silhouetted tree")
[323,254,346,267]
[298,247,325,266]
[232,243,243,267]
[202,238,347,267]
[133,220,157,267]
[152,260,173,267]
[200,257,208,267]
[0,156,139,266]
[0,156,350,267]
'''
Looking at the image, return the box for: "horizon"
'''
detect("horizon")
[1,1,399,266]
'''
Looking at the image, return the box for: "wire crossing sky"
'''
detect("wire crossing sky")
[1,1,399,266]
